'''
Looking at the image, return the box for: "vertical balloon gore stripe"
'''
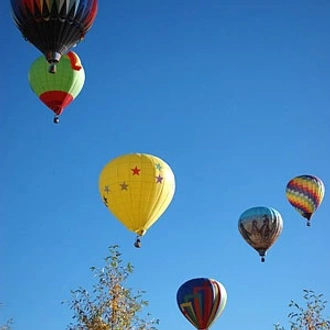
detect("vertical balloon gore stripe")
[39,91,73,115]
[207,280,221,327]
[192,288,204,326]
[67,51,82,71]
[85,0,99,30]
[198,281,213,326]
[22,0,34,13]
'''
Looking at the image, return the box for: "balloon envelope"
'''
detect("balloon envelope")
[238,206,283,262]
[286,174,325,226]
[176,278,227,330]
[29,51,85,119]
[98,153,176,238]
[11,0,98,72]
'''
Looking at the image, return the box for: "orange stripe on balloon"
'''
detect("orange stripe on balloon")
[67,52,82,71]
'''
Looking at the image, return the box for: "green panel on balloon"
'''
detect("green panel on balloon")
[29,52,85,98]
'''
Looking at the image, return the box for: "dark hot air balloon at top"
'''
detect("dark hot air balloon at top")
[11,0,98,73]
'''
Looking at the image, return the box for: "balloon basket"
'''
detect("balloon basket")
[48,63,57,74]
[134,237,141,248]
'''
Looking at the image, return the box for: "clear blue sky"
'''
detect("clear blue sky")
[1,1,330,329]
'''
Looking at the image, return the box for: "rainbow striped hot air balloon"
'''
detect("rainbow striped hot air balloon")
[29,51,85,123]
[286,175,325,226]
[176,278,227,330]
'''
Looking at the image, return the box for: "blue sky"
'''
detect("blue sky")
[1,1,330,329]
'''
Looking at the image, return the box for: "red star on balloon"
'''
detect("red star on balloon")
[131,166,141,176]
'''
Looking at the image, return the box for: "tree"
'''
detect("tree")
[64,245,159,330]
[0,319,13,330]
[0,303,13,330]
[275,290,330,330]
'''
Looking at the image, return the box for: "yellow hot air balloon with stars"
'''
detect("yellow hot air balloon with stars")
[99,153,176,247]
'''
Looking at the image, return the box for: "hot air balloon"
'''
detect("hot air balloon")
[11,0,98,73]
[98,153,176,247]
[238,206,283,262]
[176,278,227,330]
[29,51,85,123]
[286,175,325,226]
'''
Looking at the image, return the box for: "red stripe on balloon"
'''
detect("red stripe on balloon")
[39,91,73,115]
[85,0,98,29]
[203,282,212,326]
[22,0,35,13]
[193,288,204,328]
[67,52,82,71]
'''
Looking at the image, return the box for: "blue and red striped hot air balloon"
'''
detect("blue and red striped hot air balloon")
[176,278,227,330]
[286,174,325,226]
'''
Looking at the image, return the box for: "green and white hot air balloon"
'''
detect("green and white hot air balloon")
[28,51,85,124]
